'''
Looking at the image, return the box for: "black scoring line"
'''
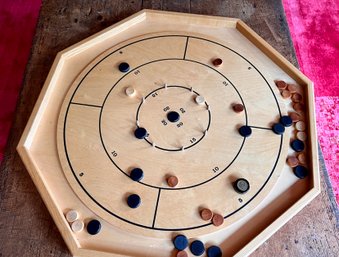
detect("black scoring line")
[71,102,102,108]
[249,125,272,130]
[152,189,161,228]
[183,36,189,59]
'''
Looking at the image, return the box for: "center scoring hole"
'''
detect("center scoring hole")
[167,111,180,123]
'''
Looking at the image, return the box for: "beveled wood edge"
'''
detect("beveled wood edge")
[144,9,239,27]
[60,11,147,59]
[17,52,64,150]
[234,19,321,257]
[16,145,80,255]
[235,21,310,84]
[236,20,320,192]
[236,187,320,257]
[60,9,240,60]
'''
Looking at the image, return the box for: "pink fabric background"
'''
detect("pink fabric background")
[0,0,41,160]
[0,1,338,203]
[283,0,339,203]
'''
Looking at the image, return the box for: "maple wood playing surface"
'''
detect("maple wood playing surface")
[57,32,290,234]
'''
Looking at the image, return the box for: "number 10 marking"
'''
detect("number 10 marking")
[213,166,219,173]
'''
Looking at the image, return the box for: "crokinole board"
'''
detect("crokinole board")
[58,32,288,234]
[18,10,319,257]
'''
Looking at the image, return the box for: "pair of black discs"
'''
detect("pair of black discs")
[239,115,293,138]
[134,111,180,140]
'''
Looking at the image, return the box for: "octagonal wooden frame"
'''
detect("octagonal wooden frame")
[17,9,320,257]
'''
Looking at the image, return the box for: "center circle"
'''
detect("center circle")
[136,86,211,151]
[167,111,180,123]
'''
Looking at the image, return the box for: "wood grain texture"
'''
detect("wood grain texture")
[0,1,338,257]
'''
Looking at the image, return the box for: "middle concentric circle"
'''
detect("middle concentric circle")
[136,86,211,151]
[100,59,246,189]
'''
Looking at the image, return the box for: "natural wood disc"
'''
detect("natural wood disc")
[212,213,224,226]
[297,152,307,164]
[167,176,179,187]
[286,156,299,167]
[200,208,213,221]
[281,90,291,99]
[287,84,297,93]
[292,93,303,102]
[177,251,188,257]
[289,112,301,122]
[232,103,244,113]
[275,80,287,90]
[293,103,305,112]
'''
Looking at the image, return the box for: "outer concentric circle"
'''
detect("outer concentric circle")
[57,33,288,235]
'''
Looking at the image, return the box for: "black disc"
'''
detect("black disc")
[207,246,222,257]
[190,240,205,256]
[167,111,180,123]
[86,219,101,235]
[234,178,250,193]
[118,62,130,72]
[272,123,285,135]
[130,168,144,181]
[134,127,147,139]
[173,234,189,251]
[280,115,293,127]
[238,125,252,137]
[127,194,141,208]
[293,165,309,179]
[291,139,305,152]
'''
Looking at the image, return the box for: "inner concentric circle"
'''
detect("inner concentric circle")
[136,85,211,151]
